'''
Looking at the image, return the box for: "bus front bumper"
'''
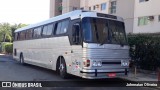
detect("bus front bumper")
[80,68,129,79]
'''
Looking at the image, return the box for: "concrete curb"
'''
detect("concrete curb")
[0,54,13,59]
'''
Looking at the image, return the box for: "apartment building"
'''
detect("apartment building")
[133,0,160,33]
[50,0,160,33]
[50,0,80,17]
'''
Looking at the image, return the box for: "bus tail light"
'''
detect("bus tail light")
[83,60,90,67]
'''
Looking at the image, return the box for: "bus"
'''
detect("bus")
[13,10,130,79]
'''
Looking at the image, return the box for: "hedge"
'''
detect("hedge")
[128,33,160,71]
[5,43,13,54]
[0,42,13,54]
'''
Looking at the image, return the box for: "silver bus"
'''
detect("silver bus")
[13,10,130,79]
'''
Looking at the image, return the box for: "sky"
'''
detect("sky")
[0,0,50,24]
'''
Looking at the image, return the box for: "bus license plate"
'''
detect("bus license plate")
[108,73,116,77]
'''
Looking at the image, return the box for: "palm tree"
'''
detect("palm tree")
[0,23,12,42]
[0,23,28,42]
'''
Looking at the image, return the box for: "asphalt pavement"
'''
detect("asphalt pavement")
[0,54,157,90]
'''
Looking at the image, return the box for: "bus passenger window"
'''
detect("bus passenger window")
[14,33,17,41]
[26,29,33,39]
[55,19,69,35]
[47,24,53,35]
[42,26,48,36]
[33,27,42,38]
[20,31,26,40]
[17,33,20,40]
[55,22,62,35]
[60,20,69,34]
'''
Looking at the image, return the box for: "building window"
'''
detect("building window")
[89,7,91,10]
[138,16,154,26]
[110,1,116,14]
[73,7,78,11]
[93,6,96,10]
[80,7,84,10]
[139,0,149,3]
[101,3,107,10]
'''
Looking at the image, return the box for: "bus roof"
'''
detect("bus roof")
[15,10,123,33]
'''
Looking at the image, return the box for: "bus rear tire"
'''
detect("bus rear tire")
[58,58,69,79]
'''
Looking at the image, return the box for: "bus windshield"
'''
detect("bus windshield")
[82,17,127,45]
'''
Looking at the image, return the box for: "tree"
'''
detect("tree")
[0,23,28,42]
[0,23,12,42]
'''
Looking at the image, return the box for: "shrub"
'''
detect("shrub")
[4,43,13,54]
[0,42,13,54]
[0,42,8,53]
[128,33,160,71]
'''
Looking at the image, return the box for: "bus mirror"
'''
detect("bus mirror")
[72,24,80,44]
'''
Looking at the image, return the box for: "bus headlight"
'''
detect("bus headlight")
[93,61,97,67]
[121,60,129,67]
[92,61,102,67]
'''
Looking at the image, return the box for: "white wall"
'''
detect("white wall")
[80,0,110,13]
[115,0,135,33]
[133,0,160,33]
[62,0,80,14]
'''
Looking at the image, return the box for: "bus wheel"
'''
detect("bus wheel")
[59,58,68,79]
[20,53,25,65]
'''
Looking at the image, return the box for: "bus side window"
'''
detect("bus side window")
[14,33,17,41]
[33,27,42,38]
[20,31,26,40]
[26,29,33,39]
[17,33,20,40]
[54,23,57,35]
[55,22,62,35]
[42,25,48,36]
[42,23,54,37]
[47,24,54,36]
[54,19,69,35]
[60,20,69,34]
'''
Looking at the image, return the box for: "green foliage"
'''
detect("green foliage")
[4,43,13,54]
[0,23,28,42]
[0,23,12,42]
[128,33,160,71]
[0,42,12,53]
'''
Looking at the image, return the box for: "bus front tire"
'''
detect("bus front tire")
[58,58,68,79]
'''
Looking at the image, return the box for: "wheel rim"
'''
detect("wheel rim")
[59,63,64,73]
[20,57,22,63]
[20,55,23,64]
